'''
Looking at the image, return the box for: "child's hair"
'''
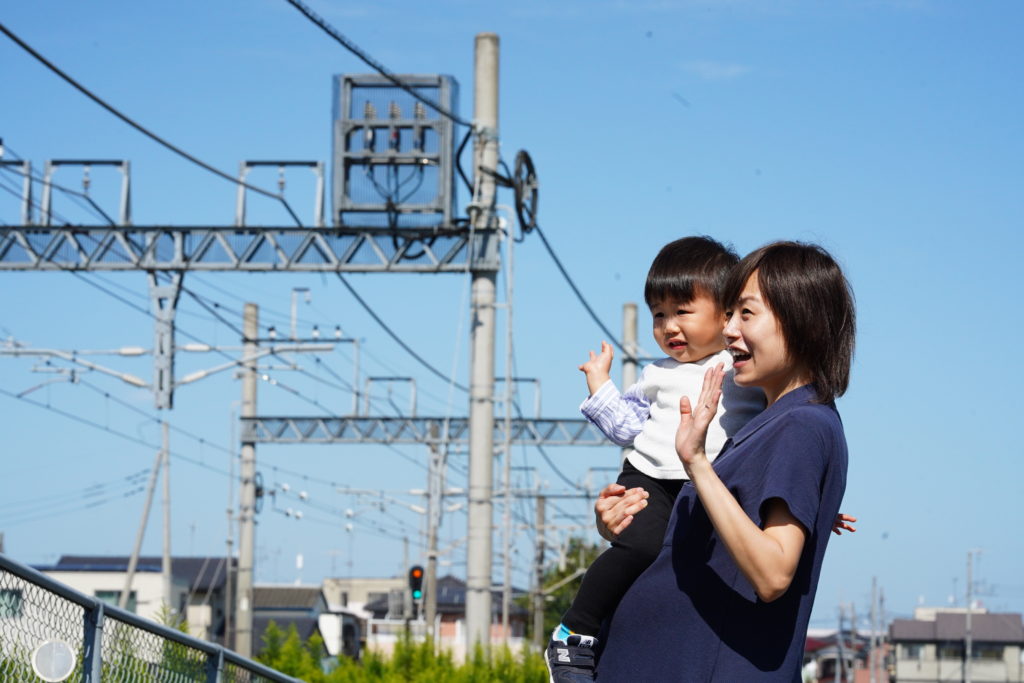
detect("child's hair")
[722,241,856,404]
[644,236,739,308]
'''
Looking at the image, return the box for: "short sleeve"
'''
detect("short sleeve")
[749,410,833,534]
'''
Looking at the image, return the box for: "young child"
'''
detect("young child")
[546,236,854,683]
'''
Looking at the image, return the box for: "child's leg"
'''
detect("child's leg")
[558,461,682,637]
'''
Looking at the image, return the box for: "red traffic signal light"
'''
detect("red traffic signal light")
[409,565,424,600]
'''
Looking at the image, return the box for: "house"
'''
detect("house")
[802,628,889,683]
[889,607,1024,682]
[251,583,361,661]
[253,583,328,656]
[37,555,233,644]
[360,574,528,658]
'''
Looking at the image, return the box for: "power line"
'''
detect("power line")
[281,0,472,128]
[77,379,235,457]
[336,272,469,393]
[532,223,630,358]
[0,386,232,478]
[0,21,304,226]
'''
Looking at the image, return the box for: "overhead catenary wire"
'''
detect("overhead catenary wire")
[0,21,304,227]
[336,272,469,393]
[0,386,232,479]
[280,0,472,128]
[531,222,632,359]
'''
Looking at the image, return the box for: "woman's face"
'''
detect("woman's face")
[723,271,809,404]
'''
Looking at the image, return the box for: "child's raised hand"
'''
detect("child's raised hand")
[579,341,614,395]
[675,363,725,475]
[832,513,857,535]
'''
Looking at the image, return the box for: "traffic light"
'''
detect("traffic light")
[408,565,424,601]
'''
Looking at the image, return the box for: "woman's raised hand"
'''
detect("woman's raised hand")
[675,363,726,476]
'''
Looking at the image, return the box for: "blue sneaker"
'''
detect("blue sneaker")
[546,634,597,682]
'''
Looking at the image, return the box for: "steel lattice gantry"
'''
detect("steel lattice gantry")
[0,226,482,272]
[241,416,608,446]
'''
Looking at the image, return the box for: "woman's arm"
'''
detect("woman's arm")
[677,364,806,603]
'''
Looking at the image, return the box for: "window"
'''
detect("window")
[341,591,349,607]
[95,590,137,613]
[901,644,922,659]
[973,643,1004,660]
[0,589,23,618]
[938,642,964,660]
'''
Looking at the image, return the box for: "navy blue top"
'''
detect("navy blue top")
[597,385,848,682]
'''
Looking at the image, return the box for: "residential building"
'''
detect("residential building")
[889,607,1024,682]
[37,555,233,644]
[361,574,528,659]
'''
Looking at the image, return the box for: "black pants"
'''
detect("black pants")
[561,459,684,636]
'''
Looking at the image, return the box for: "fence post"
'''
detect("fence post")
[205,648,224,683]
[82,601,104,683]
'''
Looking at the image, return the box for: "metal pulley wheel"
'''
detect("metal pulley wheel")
[513,150,538,232]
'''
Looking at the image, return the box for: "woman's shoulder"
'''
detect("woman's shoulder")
[773,400,847,460]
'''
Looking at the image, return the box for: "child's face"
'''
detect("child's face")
[650,293,726,363]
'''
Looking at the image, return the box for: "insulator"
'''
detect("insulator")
[413,102,426,119]
[363,101,377,150]
[388,101,401,119]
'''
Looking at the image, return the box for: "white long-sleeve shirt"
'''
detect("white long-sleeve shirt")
[580,349,765,480]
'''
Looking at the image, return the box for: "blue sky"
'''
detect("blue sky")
[2,0,1023,629]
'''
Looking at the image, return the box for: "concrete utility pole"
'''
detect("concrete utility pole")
[424,425,442,639]
[836,604,846,683]
[869,576,878,683]
[465,31,500,651]
[161,421,172,613]
[235,303,258,657]
[531,494,546,650]
[119,448,163,611]
[966,550,974,683]
[622,303,638,389]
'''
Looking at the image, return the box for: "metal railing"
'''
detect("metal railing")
[0,553,301,682]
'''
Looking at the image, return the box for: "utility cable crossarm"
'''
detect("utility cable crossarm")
[175,343,335,385]
[0,21,302,226]
[0,345,148,387]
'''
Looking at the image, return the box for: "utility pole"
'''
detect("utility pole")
[424,424,442,639]
[466,31,500,651]
[869,577,878,683]
[235,303,258,657]
[622,303,638,389]
[966,550,975,683]
[119,448,163,611]
[161,421,172,614]
[531,494,546,650]
[836,604,846,683]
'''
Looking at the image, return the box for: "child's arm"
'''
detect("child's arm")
[579,341,650,447]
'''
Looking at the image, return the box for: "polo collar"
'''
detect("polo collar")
[727,384,818,447]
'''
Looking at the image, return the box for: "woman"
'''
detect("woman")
[595,241,855,681]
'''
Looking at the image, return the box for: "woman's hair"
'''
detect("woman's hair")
[722,241,856,403]
[644,236,739,308]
